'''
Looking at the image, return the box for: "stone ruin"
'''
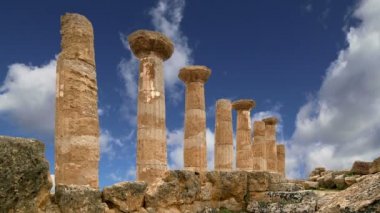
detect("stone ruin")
[53,13,287,188]
[7,13,380,213]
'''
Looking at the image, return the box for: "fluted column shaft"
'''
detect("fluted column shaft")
[55,13,99,188]
[277,144,285,177]
[128,30,174,183]
[252,121,267,171]
[233,99,255,171]
[179,66,211,172]
[263,117,278,173]
[214,99,233,171]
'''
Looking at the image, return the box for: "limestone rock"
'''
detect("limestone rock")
[304,181,319,190]
[318,173,380,212]
[370,156,380,174]
[309,167,325,177]
[55,184,105,213]
[351,160,372,175]
[145,170,201,208]
[202,171,247,203]
[247,191,317,213]
[102,181,147,212]
[0,136,52,213]
[322,171,335,189]
[333,174,347,190]
[345,175,360,186]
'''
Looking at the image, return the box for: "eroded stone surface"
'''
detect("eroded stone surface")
[370,156,380,174]
[252,121,267,171]
[214,99,233,171]
[233,99,255,171]
[102,181,147,212]
[277,144,285,177]
[179,66,211,172]
[55,13,100,188]
[0,136,52,213]
[263,117,278,173]
[318,173,380,212]
[351,160,372,175]
[129,30,174,183]
[55,185,105,213]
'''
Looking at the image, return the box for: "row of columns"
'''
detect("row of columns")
[214,100,286,176]
[54,13,285,188]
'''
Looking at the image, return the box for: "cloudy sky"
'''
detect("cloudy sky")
[1,0,379,187]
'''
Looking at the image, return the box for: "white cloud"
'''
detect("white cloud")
[167,128,216,170]
[0,59,56,133]
[119,0,192,111]
[50,174,55,194]
[100,129,128,159]
[287,0,380,178]
[118,56,138,124]
[108,166,136,182]
[150,0,192,102]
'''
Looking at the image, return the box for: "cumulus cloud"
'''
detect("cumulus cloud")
[0,59,56,133]
[167,128,216,170]
[100,129,134,159]
[119,0,192,111]
[108,166,136,182]
[287,0,380,178]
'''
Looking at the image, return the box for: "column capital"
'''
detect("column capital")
[128,30,174,61]
[232,99,256,111]
[179,65,211,83]
[263,117,278,125]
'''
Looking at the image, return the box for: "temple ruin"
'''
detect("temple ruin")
[53,13,286,188]
[179,66,211,172]
[55,13,100,188]
[128,30,174,183]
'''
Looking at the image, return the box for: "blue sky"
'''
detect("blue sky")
[1,0,380,188]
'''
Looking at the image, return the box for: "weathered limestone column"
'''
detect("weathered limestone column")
[179,66,211,172]
[128,30,174,183]
[252,121,267,171]
[232,99,255,171]
[263,117,278,173]
[214,99,233,171]
[55,13,99,188]
[277,144,285,177]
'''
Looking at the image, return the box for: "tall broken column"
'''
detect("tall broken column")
[214,99,233,171]
[277,144,285,177]
[263,117,278,173]
[179,66,211,172]
[128,30,174,183]
[232,99,255,171]
[252,121,267,171]
[55,13,99,188]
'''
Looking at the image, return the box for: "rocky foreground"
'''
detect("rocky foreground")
[1,135,379,213]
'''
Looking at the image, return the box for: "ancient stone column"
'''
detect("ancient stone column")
[252,121,267,171]
[263,117,278,173]
[232,99,255,171]
[179,66,211,172]
[55,13,99,188]
[277,144,285,177]
[214,99,233,171]
[128,30,174,183]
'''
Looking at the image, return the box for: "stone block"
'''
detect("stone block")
[351,161,372,175]
[0,136,51,213]
[55,184,105,213]
[370,156,380,174]
[102,181,147,212]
